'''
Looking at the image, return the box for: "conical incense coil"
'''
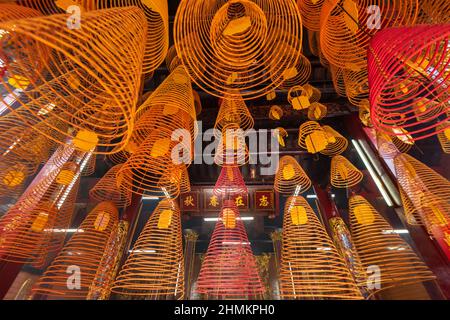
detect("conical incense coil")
[31,201,119,299]
[349,195,435,293]
[214,123,249,167]
[298,121,330,154]
[118,130,182,198]
[320,0,418,71]
[330,64,347,97]
[368,24,450,141]
[274,155,311,195]
[0,162,80,265]
[330,155,363,188]
[174,0,303,100]
[297,0,325,31]
[196,200,264,299]
[436,122,450,154]
[166,45,183,73]
[398,185,423,226]
[107,145,131,165]
[0,7,146,154]
[0,3,41,20]
[288,85,321,110]
[179,165,191,194]
[320,125,348,156]
[213,166,248,197]
[273,127,288,147]
[307,102,327,121]
[280,196,363,299]
[215,94,254,134]
[376,131,412,160]
[269,105,283,120]
[111,199,184,299]
[89,164,132,208]
[344,68,369,108]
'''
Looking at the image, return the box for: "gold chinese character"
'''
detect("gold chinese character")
[235,195,244,207]
[259,195,269,207]
[184,195,194,207]
[209,195,219,207]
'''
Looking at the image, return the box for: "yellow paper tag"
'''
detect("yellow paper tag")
[56,169,75,185]
[223,16,251,36]
[2,169,25,187]
[343,0,359,34]
[94,211,110,231]
[73,130,98,152]
[290,205,308,225]
[158,209,174,229]
[282,164,296,180]
[305,131,328,153]
[8,74,30,89]
[283,67,298,80]
[292,96,310,110]
[354,205,375,225]
[151,138,171,157]
[31,212,49,232]
[223,208,236,229]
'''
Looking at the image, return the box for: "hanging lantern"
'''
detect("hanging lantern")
[215,93,254,133]
[31,201,119,299]
[320,125,348,156]
[298,121,329,154]
[330,155,363,188]
[280,196,363,299]
[174,0,303,100]
[0,162,80,265]
[89,164,132,208]
[368,24,450,141]
[274,155,311,194]
[349,195,435,294]
[213,166,248,197]
[273,127,288,147]
[196,200,264,299]
[307,102,327,121]
[269,105,284,120]
[112,199,184,299]
[0,7,146,154]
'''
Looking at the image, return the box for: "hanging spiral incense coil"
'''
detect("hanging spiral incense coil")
[31,201,119,299]
[437,122,450,154]
[320,126,348,156]
[330,155,363,188]
[213,166,248,197]
[368,24,450,141]
[196,200,264,299]
[376,131,412,159]
[420,0,450,24]
[89,164,132,208]
[307,102,328,121]
[166,45,183,73]
[81,152,96,176]
[0,3,41,20]
[349,195,435,294]
[214,123,249,167]
[358,99,372,127]
[270,50,311,90]
[298,121,329,154]
[174,0,303,100]
[111,199,184,298]
[329,64,347,97]
[320,0,418,71]
[280,196,363,299]
[288,84,321,111]
[16,0,97,14]
[214,93,254,134]
[394,153,450,235]
[344,68,369,108]
[268,105,283,120]
[179,165,191,194]
[0,162,80,265]
[0,162,28,199]
[273,127,288,147]
[0,7,146,154]
[106,146,131,165]
[274,155,311,195]
[398,185,423,226]
[297,0,325,31]
[118,130,183,198]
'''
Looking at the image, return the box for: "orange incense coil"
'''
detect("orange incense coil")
[158,164,189,196]
[31,201,119,299]
[214,123,249,167]
[376,131,412,159]
[16,0,96,14]
[298,121,329,154]
[436,122,450,154]
[274,155,311,195]
[399,185,423,226]
[368,24,450,141]
[280,196,363,299]
[330,155,363,188]
[0,162,28,199]
[288,85,321,111]
[213,166,248,196]
[320,125,348,156]
[420,0,450,23]
[349,195,435,294]
[112,199,184,298]
[166,45,183,73]
[196,200,264,299]
[307,30,320,57]
[0,162,80,265]
[0,3,41,20]
[270,45,311,90]
[308,102,328,121]
[297,0,325,31]
[179,165,191,194]
[394,153,450,234]
[330,64,347,97]
[269,105,284,120]
[0,8,146,154]
[81,152,96,176]
[273,127,288,147]
[320,0,418,71]
[106,146,131,165]
[89,164,132,208]
[344,68,369,108]
[174,0,303,100]
[214,93,254,134]
[358,99,372,127]
[118,130,182,198]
